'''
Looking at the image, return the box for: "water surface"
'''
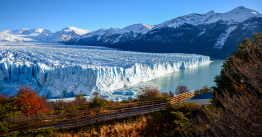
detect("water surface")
[148,60,224,92]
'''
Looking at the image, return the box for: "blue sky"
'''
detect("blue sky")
[0,0,261,32]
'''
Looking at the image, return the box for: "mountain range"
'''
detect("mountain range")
[1,6,261,58]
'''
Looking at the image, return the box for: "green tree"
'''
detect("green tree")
[182,32,262,136]
[89,97,107,108]
[200,85,210,94]
[0,96,28,133]
[213,32,262,98]
[140,103,203,136]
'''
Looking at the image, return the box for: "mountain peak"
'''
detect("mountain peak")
[113,24,154,34]
[235,6,246,9]
[61,26,91,35]
[207,10,215,14]
[142,24,155,30]
[62,26,76,31]
[229,6,259,14]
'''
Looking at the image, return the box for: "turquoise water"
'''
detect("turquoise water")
[148,60,225,92]
[48,60,225,101]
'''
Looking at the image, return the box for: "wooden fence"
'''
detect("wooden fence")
[170,88,211,104]
[1,89,211,135]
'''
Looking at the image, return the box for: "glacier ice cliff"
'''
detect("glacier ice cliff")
[0,45,210,98]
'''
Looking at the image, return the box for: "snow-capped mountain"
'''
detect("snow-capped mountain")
[0,29,45,42]
[70,24,155,45]
[0,27,91,43]
[153,6,261,30]
[114,24,154,34]
[67,6,262,58]
[62,26,91,35]
[37,27,91,43]
[73,27,120,42]
[1,6,261,58]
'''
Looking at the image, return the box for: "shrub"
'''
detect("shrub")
[200,85,210,94]
[89,97,107,108]
[140,103,203,136]
[137,86,169,101]
[175,85,189,95]
[0,96,28,133]
[13,84,47,116]
[74,94,87,106]
[0,94,9,105]
[190,91,262,136]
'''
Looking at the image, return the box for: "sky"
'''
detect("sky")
[0,0,261,32]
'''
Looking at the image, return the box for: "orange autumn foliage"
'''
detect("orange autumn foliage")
[14,84,47,116]
[233,84,246,90]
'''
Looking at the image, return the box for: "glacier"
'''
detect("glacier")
[0,44,210,98]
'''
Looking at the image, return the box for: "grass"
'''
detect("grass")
[45,115,149,137]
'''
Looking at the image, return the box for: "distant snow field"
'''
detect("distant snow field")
[0,43,210,101]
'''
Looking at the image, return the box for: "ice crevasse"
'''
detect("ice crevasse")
[0,46,210,98]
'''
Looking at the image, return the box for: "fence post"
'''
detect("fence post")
[117,111,118,121]
[151,101,153,114]
[90,115,92,127]
[104,112,106,124]
[44,117,47,127]
[61,121,63,133]
[12,117,14,132]
[128,109,130,119]
[161,100,162,110]
[28,119,30,129]
[110,107,112,113]
[76,117,78,131]
[152,100,153,107]
[140,106,142,118]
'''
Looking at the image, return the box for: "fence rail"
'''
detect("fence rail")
[1,89,211,135]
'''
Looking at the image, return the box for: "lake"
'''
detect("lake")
[147,60,225,92]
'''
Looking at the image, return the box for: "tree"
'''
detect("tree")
[0,96,28,133]
[182,32,262,136]
[200,85,210,94]
[14,84,48,116]
[175,85,189,95]
[137,86,169,101]
[190,46,262,136]
[213,32,262,97]
[89,97,107,108]
[74,94,87,105]
[140,102,203,136]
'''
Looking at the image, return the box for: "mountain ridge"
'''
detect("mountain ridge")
[1,6,261,58]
